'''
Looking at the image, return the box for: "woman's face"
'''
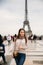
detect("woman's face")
[20,30,25,38]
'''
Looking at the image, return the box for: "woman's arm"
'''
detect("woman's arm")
[15,39,28,51]
[18,43,28,50]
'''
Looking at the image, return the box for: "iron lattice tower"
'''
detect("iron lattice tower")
[23,0,32,36]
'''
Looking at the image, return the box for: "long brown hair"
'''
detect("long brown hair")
[17,28,27,44]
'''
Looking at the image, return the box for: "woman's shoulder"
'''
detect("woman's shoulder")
[16,39,20,42]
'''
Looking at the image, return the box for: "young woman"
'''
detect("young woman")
[13,28,28,65]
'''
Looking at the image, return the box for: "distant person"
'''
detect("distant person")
[33,35,37,43]
[28,34,33,43]
[3,36,9,55]
[14,34,17,42]
[11,36,14,42]
[7,34,11,45]
[3,36,8,46]
[0,35,7,64]
[13,28,28,65]
[39,36,42,40]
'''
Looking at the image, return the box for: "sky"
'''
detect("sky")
[0,0,43,36]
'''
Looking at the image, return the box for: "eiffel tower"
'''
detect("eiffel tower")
[23,0,32,36]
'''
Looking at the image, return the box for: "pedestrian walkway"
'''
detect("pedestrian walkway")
[0,40,43,65]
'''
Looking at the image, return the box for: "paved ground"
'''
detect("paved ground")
[0,40,43,65]
[0,55,43,65]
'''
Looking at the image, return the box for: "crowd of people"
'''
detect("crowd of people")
[28,34,43,40]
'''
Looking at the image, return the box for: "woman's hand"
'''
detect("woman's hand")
[18,45,25,50]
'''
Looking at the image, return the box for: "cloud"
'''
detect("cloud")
[0,0,43,35]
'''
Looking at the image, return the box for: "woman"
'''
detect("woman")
[13,28,28,65]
